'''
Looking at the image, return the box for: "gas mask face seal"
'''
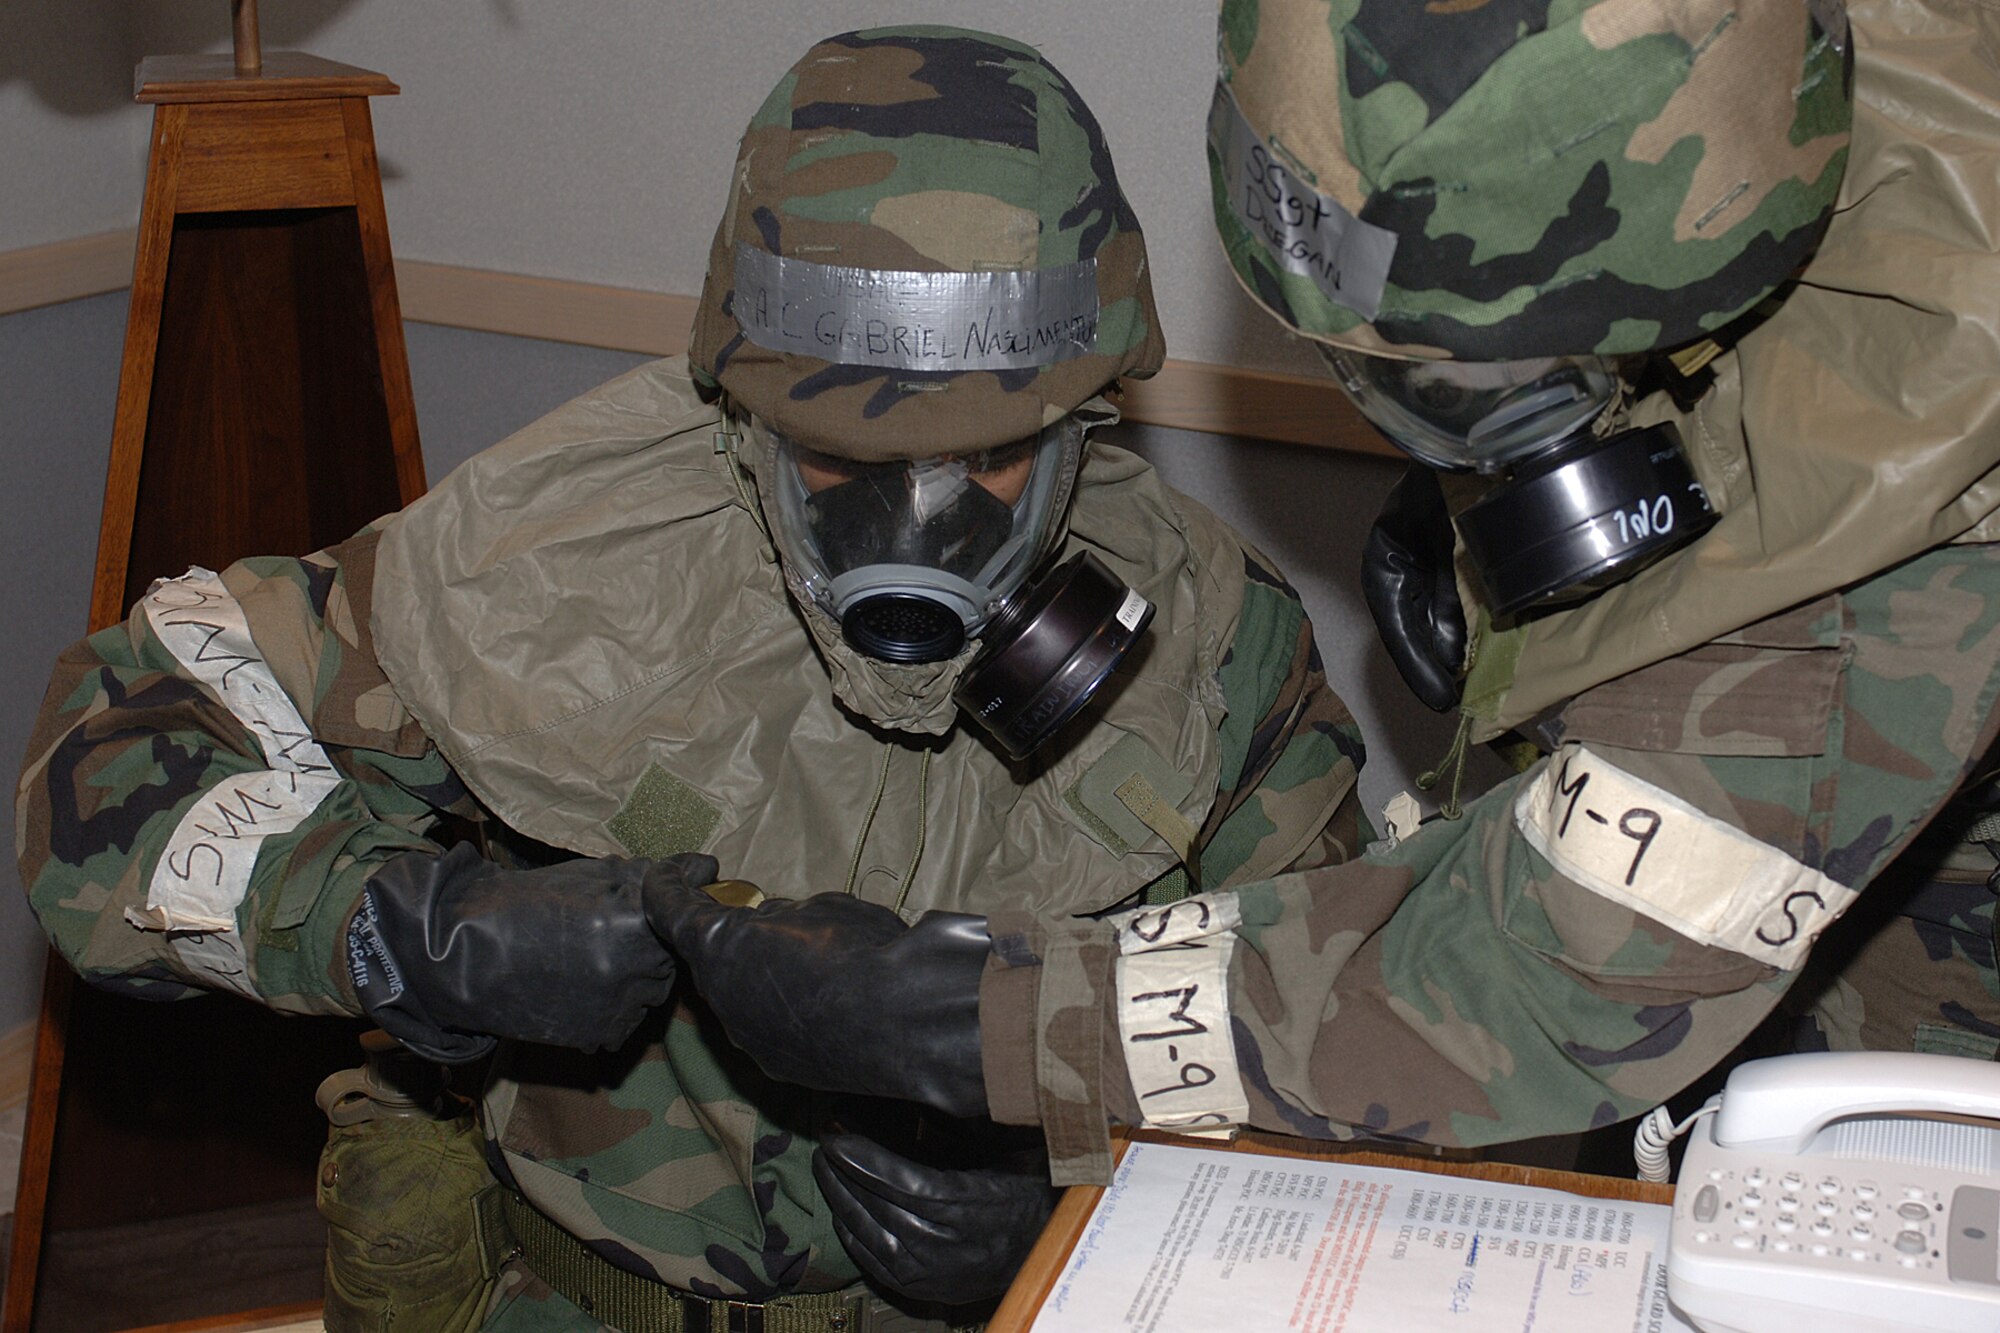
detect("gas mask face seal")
[1322,345,1719,616]
[756,416,1154,757]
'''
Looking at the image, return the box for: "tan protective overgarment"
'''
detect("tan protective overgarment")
[370,356,1254,917]
[1463,0,2000,740]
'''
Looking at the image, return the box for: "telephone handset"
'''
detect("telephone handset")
[1668,1051,2000,1333]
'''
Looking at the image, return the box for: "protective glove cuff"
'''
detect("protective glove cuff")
[346,882,497,1065]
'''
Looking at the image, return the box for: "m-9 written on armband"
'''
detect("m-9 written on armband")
[1110,894,1251,1132]
[1515,744,1857,972]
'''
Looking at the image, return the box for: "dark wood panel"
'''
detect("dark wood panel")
[123,207,406,606]
[43,999,371,1235]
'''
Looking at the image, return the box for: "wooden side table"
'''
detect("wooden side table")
[5,46,426,1333]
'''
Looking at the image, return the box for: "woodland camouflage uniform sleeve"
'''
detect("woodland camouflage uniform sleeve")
[1193,547,1369,888]
[17,531,480,1014]
[984,544,2000,1181]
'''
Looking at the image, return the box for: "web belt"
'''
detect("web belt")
[499,1188,866,1333]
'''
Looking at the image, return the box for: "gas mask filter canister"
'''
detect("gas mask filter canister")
[1325,347,1719,616]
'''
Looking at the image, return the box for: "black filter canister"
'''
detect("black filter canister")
[1455,422,1719,618]
[955,551,1153,759]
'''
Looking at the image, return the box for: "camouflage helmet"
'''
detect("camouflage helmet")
[690,26,1165,461]
[1209,0,1854,361]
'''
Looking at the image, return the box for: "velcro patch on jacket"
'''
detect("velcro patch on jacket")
[1065,732,1195,859]
[1515,745,1855,972]
[606,763,721,857]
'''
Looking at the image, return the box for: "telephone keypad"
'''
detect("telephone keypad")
[1677,1162,1948,1278]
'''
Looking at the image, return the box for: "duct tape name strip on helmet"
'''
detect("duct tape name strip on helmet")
[1207,82,1397,324]
[732,244,1100,372]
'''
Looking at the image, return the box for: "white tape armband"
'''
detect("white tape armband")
[127,769,342,996]
[141,567,336,778]
[1514,745,1856,972]
[1112,893,1251,1131]
[131,568,343,976]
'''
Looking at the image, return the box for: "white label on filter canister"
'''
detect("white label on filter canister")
[1115,589,1149,632]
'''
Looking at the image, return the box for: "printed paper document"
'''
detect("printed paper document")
[1029,1141,1694,1333]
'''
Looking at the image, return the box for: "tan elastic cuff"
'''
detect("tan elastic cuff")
[980,958,1042,1126]
[985,910,1122,1186]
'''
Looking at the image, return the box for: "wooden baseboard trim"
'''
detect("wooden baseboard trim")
[0,1020,33,1112]
[0,234,1389,455]
[0,230,139,318]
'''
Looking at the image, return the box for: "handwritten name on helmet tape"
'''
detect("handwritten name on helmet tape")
[1515,745,1857,972]
[1111,894,1251,1132]
[732,245,1099,373]
[1207,82,1397,324]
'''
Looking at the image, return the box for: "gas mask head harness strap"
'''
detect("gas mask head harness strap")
[1321,345,1719,617]
[753,415,1154,758]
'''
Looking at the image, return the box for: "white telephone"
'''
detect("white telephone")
[1668,1051,2000,1333]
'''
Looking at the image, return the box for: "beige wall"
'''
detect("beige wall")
[4,1,1322,377]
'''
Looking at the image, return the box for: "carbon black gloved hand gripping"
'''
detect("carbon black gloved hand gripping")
[643,883,991,1119]
[814,1112,1056,1304]
[1361,463,1468,713]
[348,843,715,1064]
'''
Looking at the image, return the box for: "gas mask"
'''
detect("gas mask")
[1325,347,1719,617]
[752,416,1153,757]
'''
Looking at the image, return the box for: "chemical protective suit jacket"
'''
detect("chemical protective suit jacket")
[977,0,2000,1185]
[18,356,1364,1297]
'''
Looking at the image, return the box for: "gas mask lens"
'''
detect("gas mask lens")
[1322,345,1718,617]
[1321,346,1619,472]
[760,416,1155,757]
[764,418,1084,664]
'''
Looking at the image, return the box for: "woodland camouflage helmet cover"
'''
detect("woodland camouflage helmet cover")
[1209,0,1854,360]
[690,26,1165,461]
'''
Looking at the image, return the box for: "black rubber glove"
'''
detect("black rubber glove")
[347,842,715,1064]
[643,884,990,1118]
[1361,462,1468,713]
[814,1111,1055,1305]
